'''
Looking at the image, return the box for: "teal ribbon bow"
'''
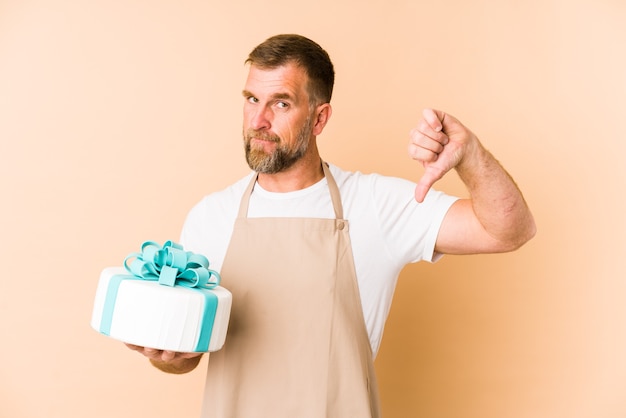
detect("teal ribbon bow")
[124,240,221,289]
[99,241,221,352]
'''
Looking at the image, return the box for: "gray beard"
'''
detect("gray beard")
[243,116,313,174]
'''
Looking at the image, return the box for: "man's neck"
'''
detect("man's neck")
[256,152,324,193]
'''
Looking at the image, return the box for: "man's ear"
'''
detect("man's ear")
[312,103,332,136]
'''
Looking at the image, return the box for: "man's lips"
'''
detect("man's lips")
[251,136,277,143]
[248,131,278,140]
[249,136,279,151]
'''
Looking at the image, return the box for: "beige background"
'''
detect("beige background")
[1,0,625,417]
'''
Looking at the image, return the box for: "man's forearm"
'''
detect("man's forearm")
[456,140,536,250]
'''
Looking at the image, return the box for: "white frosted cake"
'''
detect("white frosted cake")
[91,266,232,353]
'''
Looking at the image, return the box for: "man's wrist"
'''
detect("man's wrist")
[455,137,488,182]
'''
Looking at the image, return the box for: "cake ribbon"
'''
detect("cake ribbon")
[123,240,221,289]
[98,240,221,352]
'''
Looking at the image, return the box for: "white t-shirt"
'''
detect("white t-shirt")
[180,163,458,357]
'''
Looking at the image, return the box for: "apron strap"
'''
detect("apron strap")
[237,172,258,218]
[322,161,344,220]
[237,161,344,220]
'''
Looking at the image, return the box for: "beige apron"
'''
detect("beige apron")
[201,162,381,418]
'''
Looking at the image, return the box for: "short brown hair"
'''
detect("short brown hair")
[246,34,335,105]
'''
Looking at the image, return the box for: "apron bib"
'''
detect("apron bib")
[201,163,381,417]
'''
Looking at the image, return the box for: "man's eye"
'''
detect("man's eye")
[276,101,289,109]
[247,97,258,104]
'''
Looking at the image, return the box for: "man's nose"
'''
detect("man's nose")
[250,107,272,130]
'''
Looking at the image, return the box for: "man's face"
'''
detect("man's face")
[242,63,315,174]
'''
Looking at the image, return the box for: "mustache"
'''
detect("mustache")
[245,129,280,143]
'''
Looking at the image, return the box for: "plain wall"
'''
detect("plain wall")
[1,0,625,417]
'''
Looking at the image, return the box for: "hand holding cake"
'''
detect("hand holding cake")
[125,343,204,374]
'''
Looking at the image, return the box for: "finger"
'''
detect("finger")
[411,120,448,148]
[408,142,439,163]
[412,121,445,144]
[142,347,164,360]
[161,350,177,362]
[414,167,445,203]
[414,118,439,139]
[422,108,444,133]
[414,182,428,203]
[409,131,446,154]
[125,343,143,352]
[408,128,449,166]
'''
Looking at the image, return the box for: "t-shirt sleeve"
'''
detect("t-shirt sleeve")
[369,174,459,264]
[420,190,459,262]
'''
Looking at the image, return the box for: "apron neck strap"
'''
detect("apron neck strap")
[322,161,344,219]
[237,161,344,220]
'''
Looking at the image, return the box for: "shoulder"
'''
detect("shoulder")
[195,173,253,207]
[180,172,254,258]
[327,162,418,201]
[184,172,254,223]
[326,161,458,231]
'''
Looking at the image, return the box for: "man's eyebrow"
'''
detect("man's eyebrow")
[241,90,294,101]
[270,92,293,101]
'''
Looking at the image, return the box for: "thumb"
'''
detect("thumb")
[414,166,443,203]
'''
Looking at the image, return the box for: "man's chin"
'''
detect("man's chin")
[246,151,274,173]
